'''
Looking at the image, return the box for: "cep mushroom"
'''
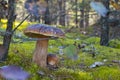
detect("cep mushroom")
[24,24,65,67]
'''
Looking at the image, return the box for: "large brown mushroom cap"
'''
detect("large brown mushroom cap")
[24,24,65,38]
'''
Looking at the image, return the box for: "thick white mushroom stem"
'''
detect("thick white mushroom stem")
[33,39,48,67]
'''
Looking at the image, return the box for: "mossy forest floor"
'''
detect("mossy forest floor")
[0,20,120,80]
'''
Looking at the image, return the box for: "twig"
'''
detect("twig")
[12,14,30,32]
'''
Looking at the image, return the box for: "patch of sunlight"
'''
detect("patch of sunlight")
[1,19,7,23]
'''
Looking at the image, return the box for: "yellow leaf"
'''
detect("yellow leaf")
[110,1,120,10]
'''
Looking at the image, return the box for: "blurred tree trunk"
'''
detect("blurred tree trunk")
[75,0,78,27]
[44,0,51,24]
[84,2,90,28]
[79,0,85,28]
[84,11,89,27]
[0,0,8,22]
[100,0,110,46]
[0,2,2,22]
[1,0,16,60]
[58,0,66,26]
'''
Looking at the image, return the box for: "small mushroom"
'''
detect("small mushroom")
[24,24,65,67]
[47,53,59,68]
[0,65,30,80]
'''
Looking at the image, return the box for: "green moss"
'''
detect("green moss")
[0,21,120,80]
[109,39,120,49]
[83,37,100,45]
[54,68,93,80]
[91,67,120,80]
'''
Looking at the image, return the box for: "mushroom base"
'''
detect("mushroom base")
[33,39,48,67]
